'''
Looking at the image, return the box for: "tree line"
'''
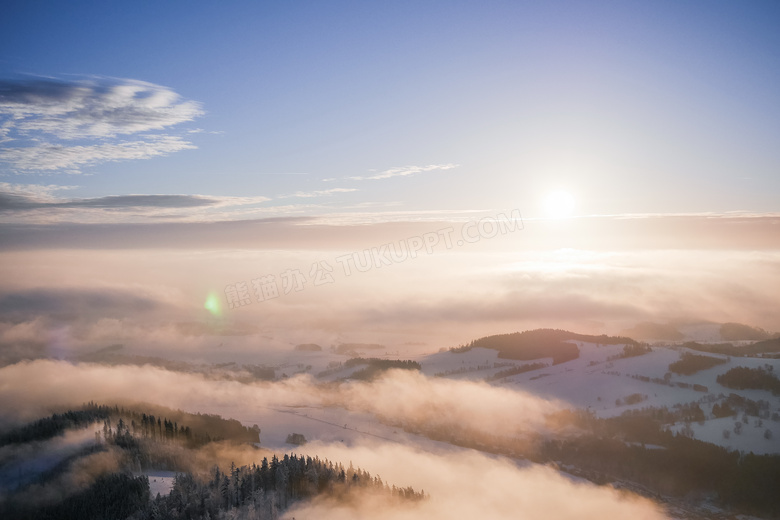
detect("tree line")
[451,329,638,364]
[0,404,424,520]
[0,402,260,449]
[344,357,422,380]
[717,365,780,395]
[668,352,728,375]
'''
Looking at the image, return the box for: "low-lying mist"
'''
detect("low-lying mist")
[2,229,779,367]
[285,441,668,520]
[0,360,565,443]
[0,355,673,518]
[0,425,101,491]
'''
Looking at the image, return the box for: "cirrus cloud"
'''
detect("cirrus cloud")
[0,136,196,172]
[0,77,203,173]
[0,78,203,139]
[278,188,359,199]
[324,164,459,182]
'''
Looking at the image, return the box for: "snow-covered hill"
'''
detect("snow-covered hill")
[413,341,780,454]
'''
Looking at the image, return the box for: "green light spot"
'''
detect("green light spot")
[204,293,221,316]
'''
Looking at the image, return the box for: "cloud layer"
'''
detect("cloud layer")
[0,217,778,362]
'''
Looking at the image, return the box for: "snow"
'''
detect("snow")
[670,417,778,455]
[148,339,780,463]
[417,347,504,380]
[223,403,461,455]
[484,342,691,416]
[401,341,780,453]
[143,470,178,497]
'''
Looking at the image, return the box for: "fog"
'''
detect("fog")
[333,369,563,438]
[1,221,778,366]
[2,446,122,506]
[0,360,318,427]
[0,361,564,441]
[0,425,101,491]
[0,213,776,517]
[0,359,670,518]
[286,441,668,520]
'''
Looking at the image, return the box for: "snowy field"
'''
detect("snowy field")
[143,470,178,497]
[188,338,780,458]
[200,338,780,455]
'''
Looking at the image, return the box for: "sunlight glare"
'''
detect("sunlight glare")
[543,190,575,218]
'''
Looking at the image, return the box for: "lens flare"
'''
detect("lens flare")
[204,292,221,316]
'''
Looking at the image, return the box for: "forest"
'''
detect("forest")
[0,403,424,520]
[343,357,422,380]
[542,408,780,516]
[453,329,639,364]
[717,366,780,395]
[350,391,780,517]
[668,352,728,375]
[684,339,780,358]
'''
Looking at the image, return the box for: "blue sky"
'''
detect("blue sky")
[1,0,780,222]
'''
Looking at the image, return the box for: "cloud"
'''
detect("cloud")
[0,182,76,210]
[0,78,203,139]
[1,217,779,351]
[0,136,195,172]
[327,164,458,182]
[0,361,668,519]
[0,182,76,199]
[0,286,184,365]
[355,291,646,328]
[0,425,104,492]
[2,443,123,506]
[287,442,668,520]
[0,192,220,212]
[278,188,359,199]
[0,182,271,222]
[56,194,218,209]
[332,369,563,440]
[0,77,203,173]
[0,361,565,441]
[0,288,162,322]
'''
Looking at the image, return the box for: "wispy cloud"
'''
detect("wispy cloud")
[0,136,195,172]
[0,192,219,212]
[0,78,202,139]
[278,188,358,199]
[0,77,203,173]
[0,182,270,222]
[0,182,76,199]
[325,164,459,182]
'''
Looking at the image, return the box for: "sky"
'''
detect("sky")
[2,0,779,220]
[1,1,779,358]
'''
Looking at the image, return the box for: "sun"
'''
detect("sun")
[543,190,575,218]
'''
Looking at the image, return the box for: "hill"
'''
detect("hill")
[0,403,424,519]
[684,338,780,358]
[455,329,637,364]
